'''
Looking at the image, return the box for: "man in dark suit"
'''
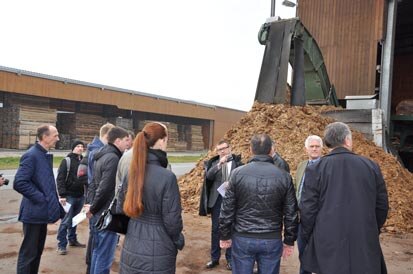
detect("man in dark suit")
[294,135,323,274]
[300,122,389,274]
[199,140,242,271]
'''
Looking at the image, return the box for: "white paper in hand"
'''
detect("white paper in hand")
[217,181,229,197]
[62,202,71,213]
[72,212,87,227]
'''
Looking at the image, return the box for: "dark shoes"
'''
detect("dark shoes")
[69,240,86,248]
[206,260,232,271]
[206,260,219,269]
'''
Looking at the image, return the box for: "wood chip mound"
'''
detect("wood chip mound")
[178,102,413,233]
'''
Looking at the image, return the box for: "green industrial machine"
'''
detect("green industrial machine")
[255,18,339,106]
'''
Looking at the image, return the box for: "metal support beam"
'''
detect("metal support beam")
[380,0,397,147]
[291,36,305,105]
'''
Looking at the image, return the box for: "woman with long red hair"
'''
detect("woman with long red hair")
[117,122,184,274]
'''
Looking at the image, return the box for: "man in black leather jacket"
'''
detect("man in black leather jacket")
[219,134,298,274]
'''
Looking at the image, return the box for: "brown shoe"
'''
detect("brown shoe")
[206,260,219,269]
[69,240,86,248]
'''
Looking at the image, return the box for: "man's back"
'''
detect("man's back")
[220,155,297,244]
[300,147,388,274]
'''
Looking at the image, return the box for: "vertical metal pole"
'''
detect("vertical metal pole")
[380,0,397,150]
[271,0,276,17]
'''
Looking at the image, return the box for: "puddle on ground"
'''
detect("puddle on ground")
[0,215,18,225]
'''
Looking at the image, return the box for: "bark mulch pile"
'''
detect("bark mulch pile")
[178,102,413,233]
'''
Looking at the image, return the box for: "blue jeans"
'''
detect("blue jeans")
[297,224,311,274]
[57,196,85,248]
[90,215,118,274]
[232,235,283,274]
[211,195,231,262]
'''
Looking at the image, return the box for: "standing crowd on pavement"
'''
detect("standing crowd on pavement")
[11,120,389,274]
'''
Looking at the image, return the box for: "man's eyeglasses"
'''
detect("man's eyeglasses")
[217,146,229,152]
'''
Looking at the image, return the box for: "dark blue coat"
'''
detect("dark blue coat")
[14,143,64,224]
[300,147,389,274]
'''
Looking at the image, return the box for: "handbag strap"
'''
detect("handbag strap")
[108,177,126,210]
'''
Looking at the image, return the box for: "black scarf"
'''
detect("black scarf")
[148,148,169,168]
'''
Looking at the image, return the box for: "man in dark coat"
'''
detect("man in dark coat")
[14,124,65,274]
[79,122,114,274]
[85,126,130,274]
[300,122,389,274]
[56,140,87,255]
[198,140,242,271]
[294,135,323,274]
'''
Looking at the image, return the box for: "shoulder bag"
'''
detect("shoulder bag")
[95,179,129,234]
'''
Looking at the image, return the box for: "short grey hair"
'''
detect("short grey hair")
[304,135,323,148]
[324,122,352,148]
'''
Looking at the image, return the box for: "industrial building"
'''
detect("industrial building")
[0,66,245,151]
[295,0,413,170]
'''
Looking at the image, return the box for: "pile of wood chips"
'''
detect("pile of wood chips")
[178,102,413,233]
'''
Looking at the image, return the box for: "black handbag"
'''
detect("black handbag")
[95,180,129,234]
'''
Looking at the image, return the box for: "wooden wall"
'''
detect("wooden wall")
[0,69,246,149]
[0,70,244,121]
[298,0,386,99]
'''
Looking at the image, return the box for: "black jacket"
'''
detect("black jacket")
[117,150,184,274]
[88,143,123,216]
[198,153,243,216]
[272,152,290,173]
[300,147,389,274]
[56,152,85,198]
[219,155,298,245]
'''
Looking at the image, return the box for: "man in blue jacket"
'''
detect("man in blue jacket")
[80,122,114,274]
[14,124,65,274]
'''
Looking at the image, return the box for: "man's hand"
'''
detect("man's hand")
[84,204,93,219]
[282,244,294,259]
[220,239,232,249]
[59,197,67,206]
[218,154,230,168]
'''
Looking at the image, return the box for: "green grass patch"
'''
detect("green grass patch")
[0,155,202,170]
[167,155,202,163]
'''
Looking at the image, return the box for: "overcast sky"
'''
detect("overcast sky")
[1,0,296,111]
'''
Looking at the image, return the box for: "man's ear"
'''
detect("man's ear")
[344,136,353,150]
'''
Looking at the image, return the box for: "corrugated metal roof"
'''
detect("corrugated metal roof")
[0,65,224,110]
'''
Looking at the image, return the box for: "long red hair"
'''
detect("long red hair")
[123,122,167,218]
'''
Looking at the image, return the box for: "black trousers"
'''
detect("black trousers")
[17,223,47,274]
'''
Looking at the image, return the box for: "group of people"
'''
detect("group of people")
[11,120,389,274]
[13,122,184,274]
[200,122,389,274]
